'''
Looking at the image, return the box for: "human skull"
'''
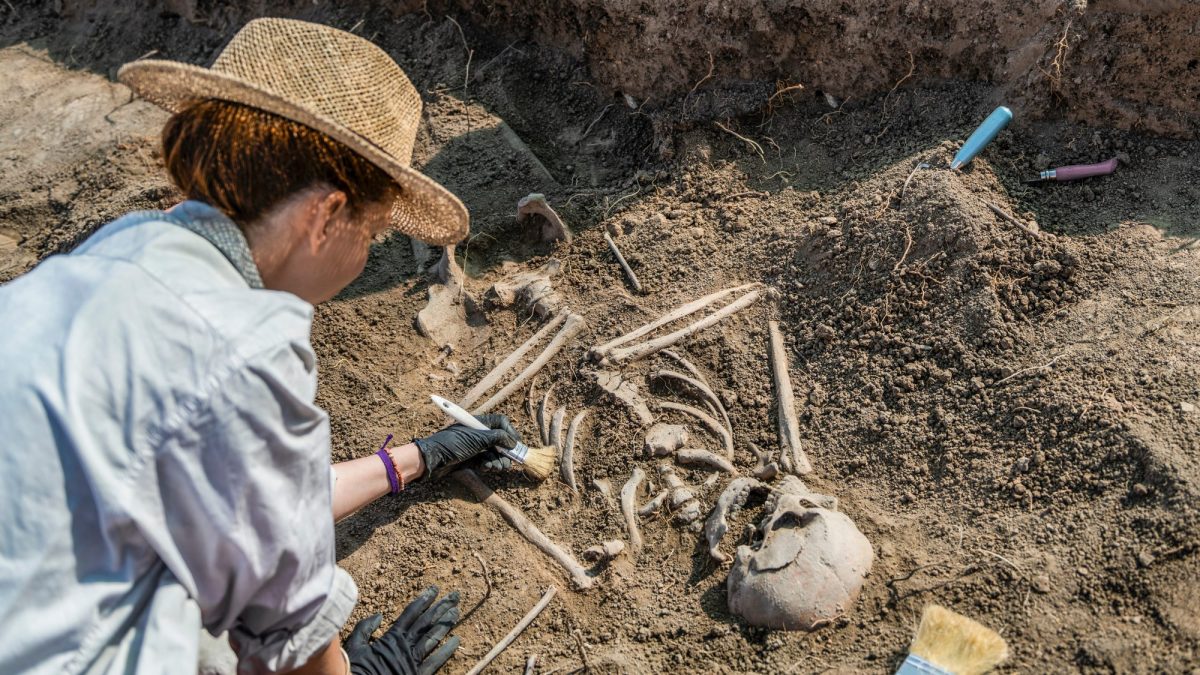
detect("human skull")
[727,476,873,630]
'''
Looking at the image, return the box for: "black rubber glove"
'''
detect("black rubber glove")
[414,414,519,480]
[345,586,461,675]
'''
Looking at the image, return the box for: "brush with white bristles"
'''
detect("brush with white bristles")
[895,605,1009,675]
[430,395,556,481]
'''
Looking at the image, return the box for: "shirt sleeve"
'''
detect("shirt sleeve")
[152,338,357,675]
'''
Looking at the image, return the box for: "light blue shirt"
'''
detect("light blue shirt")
[0,202,357,674]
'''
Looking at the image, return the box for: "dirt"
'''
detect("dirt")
[2,1,1199,673]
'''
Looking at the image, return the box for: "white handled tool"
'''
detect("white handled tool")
[430,395,534,465]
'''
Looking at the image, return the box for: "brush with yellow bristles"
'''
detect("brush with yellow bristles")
[895,605,1009,675]
[430,395,557,480]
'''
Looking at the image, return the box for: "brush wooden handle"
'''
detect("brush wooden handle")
[1054,157,1118,181]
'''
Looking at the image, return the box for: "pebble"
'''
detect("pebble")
[1179,401,1197,413]
[1136,550,1156,568]
[818,215,838,226]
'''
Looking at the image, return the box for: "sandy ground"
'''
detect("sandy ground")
[1,2,1198,673]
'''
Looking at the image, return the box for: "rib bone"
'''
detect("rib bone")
[453,469,594,590]
[474,313,586,414]
[620,467,647,553]
[705,477,765,563]
[600,286,764,366]
[651,369,732,438]
[660,349,710,387]
[676,448,736,473]
[656,400,733,459]
[461,313,567,409]
[590,283,760,359]
[550,407,566,453]
[768,320,813,475]
[562,411,588,491]
[538,383,556,446]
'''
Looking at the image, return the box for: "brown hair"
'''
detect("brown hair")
[161,99,397,227]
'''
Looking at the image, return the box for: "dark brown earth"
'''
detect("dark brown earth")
[1,1,1198,673]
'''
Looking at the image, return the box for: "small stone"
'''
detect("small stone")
[818,215,838,226]
[1136,550,1155,568]
[1116,151,1131,165]
[899,492,915,504]
[1031,574,1052,594]
[1131,483,1149,497]
[1179,401,1197,414]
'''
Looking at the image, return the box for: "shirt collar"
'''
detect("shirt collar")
[165,201,264,289]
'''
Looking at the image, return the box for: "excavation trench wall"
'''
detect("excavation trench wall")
[49,0,1200,138]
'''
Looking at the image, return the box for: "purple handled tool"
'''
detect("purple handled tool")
[1026,157,1118,184]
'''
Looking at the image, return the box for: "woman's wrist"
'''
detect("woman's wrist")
[386,442,425,487]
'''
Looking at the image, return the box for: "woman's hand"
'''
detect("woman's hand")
[413,414,520,480]
[345,586,460,675]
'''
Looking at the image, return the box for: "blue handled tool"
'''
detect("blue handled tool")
[950,106,1012,170]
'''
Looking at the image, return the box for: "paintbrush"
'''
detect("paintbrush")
[1024,157,1118,184]
[895,605,1009,675]
[430,395,556,480]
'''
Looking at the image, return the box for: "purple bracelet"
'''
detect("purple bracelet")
[376,434,399,494]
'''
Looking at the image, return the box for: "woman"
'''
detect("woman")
[0,18,509,675]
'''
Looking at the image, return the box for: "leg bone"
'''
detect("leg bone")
[453,469,594,589]
[474,313,586,414]
[461,313,566,409]
[598,286,764,366]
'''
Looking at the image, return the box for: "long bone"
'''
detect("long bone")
[562,411,588,491]
[525,377,538,430]
[461,312,566,409]
[704,477,766,563]
[651,369,732,437]
[453,470,594,590]
[475,313,587,414]
[596,285,765,366]
[656,400,733,459]
[589,283,760,360]
[620,467,647,553]
[768,320,813,475]
[604,230,643,294]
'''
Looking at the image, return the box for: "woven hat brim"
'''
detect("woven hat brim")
[118,59,469,246]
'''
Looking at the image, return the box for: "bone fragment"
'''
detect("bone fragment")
[453,470,594,589]
[591,478,614,510]
[656,400,733,459]
[620,467,647,552]
[489,259,563,319]
[538,383,556,446]
[550,407,566,452]
[748,442,780,481]
[524,656,537,675]
[638,489,669,517]
[658,464,703,529]
[705,477,765,563]
[604,230,642,294]
[676,448,737,473]
[660,349,710,387]
[651,369,732,438]
[588,369,654,425]
[644,423,688,457]
[461,313,567,410]
[601,286,765,366]
[768,320,813,475]
[562,410,588,491]
[475,313,586,414]
[432,246,463,285]
[590,283,759,359]
[525,377,538,429]
[582,540,626,562]
[517,193,572,243]
[464,586,558,675]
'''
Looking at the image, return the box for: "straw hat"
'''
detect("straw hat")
[118,17,468,245]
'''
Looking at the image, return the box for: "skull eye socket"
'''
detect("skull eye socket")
[771,510,818,531]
